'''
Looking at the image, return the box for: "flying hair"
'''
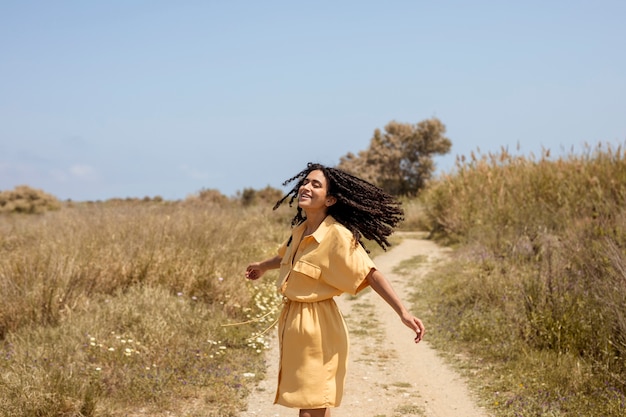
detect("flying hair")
[273,162,404,251]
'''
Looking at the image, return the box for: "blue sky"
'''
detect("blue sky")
[1,1,625,201]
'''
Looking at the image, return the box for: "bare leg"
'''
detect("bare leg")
[299,408,330,417]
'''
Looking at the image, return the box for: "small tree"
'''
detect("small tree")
[338,117,451,196]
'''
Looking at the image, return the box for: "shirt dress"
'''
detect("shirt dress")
[274,215,376,409]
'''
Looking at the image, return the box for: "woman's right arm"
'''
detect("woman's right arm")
[245,255,282,280]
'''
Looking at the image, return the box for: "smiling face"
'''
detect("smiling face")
[297,169,336,212]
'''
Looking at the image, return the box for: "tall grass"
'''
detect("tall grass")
[0,201,288,416]
[417,142,626,416]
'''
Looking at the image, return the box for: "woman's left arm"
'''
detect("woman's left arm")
[366,268,425,343]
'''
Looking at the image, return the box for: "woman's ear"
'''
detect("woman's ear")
[325,196,337,207]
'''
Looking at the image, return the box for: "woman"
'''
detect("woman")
[245,163,425,417]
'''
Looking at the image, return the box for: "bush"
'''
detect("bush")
[422,145,626,243]
[238,186,284,207]
[0,185,61,214]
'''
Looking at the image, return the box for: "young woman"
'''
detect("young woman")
[245,163,425,417]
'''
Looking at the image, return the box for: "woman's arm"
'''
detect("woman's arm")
[245,255,282,280]
[366,268,425,343]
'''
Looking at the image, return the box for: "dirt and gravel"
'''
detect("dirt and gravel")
[240,235,491,417]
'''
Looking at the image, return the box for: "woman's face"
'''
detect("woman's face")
[298,169,335,211]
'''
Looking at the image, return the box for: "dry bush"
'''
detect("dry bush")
[185,188,231,205]
[238,186,284,207]
[396,197,429,232]
[0,185,61,214]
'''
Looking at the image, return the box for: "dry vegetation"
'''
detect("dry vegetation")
[0,185,61,214]
[2,143,625,416]
[0,200,289,417]
[416,142,626,416]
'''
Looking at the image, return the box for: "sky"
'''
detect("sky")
[1,1,625,201]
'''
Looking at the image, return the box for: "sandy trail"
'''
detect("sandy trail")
[240,236,490,417]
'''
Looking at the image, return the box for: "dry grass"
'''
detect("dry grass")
[0,201,287,416]
[414,142,626,416]
[5,143,625,417]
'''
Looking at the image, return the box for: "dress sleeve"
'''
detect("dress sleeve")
[277,235,291,258]
[324,227,375,295]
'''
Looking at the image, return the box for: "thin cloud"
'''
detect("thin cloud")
[69,164,98,180]
[179,164,210,180]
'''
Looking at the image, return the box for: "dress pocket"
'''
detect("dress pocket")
[292,260,321,280]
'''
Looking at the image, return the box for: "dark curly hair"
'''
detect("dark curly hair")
[273,162,404,251]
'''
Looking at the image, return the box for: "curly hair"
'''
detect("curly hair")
[273,162,404,251]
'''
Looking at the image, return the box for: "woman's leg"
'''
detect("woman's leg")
[299,408,330,417]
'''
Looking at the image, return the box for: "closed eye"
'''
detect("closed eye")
[302,179,323,188]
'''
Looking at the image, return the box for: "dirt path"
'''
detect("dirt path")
[241,236,490,417]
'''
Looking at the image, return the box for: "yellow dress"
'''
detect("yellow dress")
[274,215,375,409]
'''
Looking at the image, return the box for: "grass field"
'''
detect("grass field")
[2,143,625,416]
[0,200,287,416]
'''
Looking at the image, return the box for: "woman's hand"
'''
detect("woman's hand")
[245,255,282,281]
[245,263,264,280]
[401,312,426,343]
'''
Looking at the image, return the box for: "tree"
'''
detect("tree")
[338,117,451,196]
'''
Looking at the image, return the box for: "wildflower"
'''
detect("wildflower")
[243,372,255,378]
[108,347,115,352]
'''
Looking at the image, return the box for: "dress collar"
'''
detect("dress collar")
[294,215,336,244]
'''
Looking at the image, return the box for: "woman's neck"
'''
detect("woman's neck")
[303,210,327,235]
